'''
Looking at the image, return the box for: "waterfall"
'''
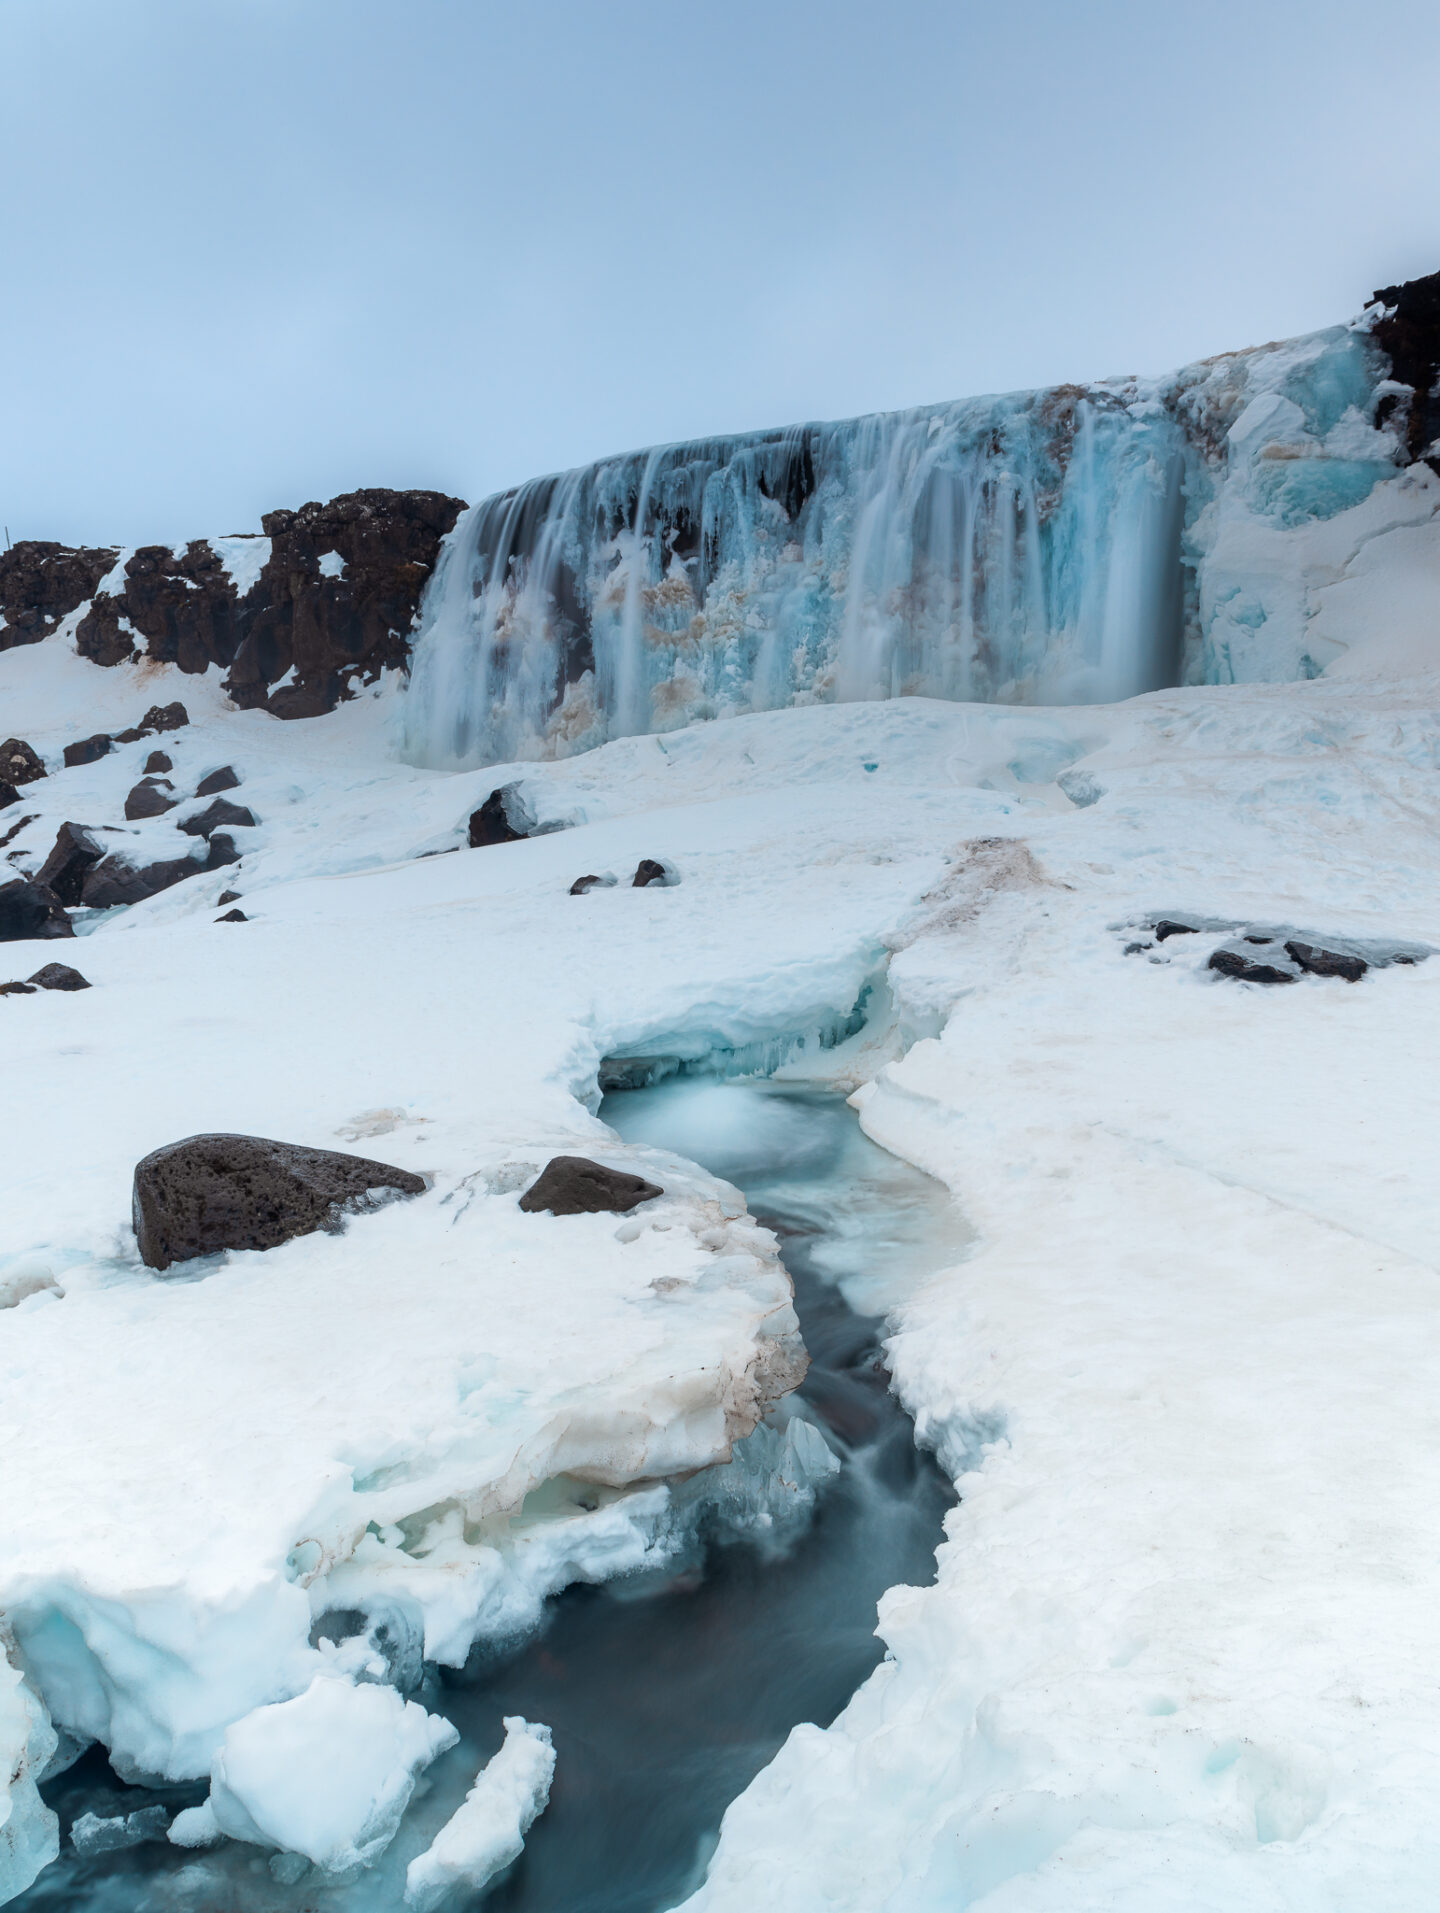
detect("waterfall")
[401,384,1192,770]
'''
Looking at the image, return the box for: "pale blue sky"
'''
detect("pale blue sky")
[4,0,1439,546]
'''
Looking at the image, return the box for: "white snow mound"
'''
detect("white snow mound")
[404,1715,555,1909]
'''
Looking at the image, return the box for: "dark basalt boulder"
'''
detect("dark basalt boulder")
[1209,944,1300,985]
[216,908,248,922]
[141,702,188,734]
[194,765,240,797]
[0,981,35,995]
[518,1156,664,1217]
[569,873,616,895]
[0,740,45,785]
[81,841,216,908]
[0,879,73,942]
[63,733,111,769]
[0,782,18,811]
[132,1133,428,1270]
[27,962,90,990]
[632,859,673,888]
[143,750,173,775]
[1285,940,1368,982]
[124,778,177,821]
[36,823,107,906]
[179,797,256,838]
[468,785,531,847]
[216,888,242,905]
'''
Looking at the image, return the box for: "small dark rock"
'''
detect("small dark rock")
[1209,947,1300,985]
[111,727,147,745]
[27,962,90,991]
[0,981,36,995]
[36,823,107,906]
[216,908,248,922]
[1285,941,1367,982]
[132,1133,427,1270]
[124,778,177,821]
[0,782,18,812]
[518,1155,664,1217]
[217,889,242,905]
[632,859,672,888]
[0,812,38,850]
[141,702,189,734]
[179,797,256,839]
[1153,920,1199,941]
[206,833,240,870]
[82,848,206,908]
[0,879,73,942]
[194,765,240,797]
[143,750,173,775]
[468,785,531,848]
[63,733,112,769]
[569,874,616,896]
[0,739,45,785]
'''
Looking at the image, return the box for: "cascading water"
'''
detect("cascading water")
[402,385,1193,770]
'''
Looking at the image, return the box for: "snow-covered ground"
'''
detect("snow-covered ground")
[3,621,1440,1904]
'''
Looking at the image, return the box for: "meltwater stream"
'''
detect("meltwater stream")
[18,1083,960,1913]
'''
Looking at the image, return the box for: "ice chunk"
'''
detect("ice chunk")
[0,1653,59,1903]
[71,1804,169,1855]
[404,1717,555,1910]
[205,1676,458,1872]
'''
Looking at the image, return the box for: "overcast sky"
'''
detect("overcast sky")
[4,0,1439,548]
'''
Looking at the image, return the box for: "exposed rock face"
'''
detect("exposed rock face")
[1372,268,1440,470]
[132,1133,428,1270]
[27,962,90,991]
[2,490,466,719]
[518,1156,664,1216]
[36,823,107,905]
[468,785,531,847]
[80,832,236,909]
[0,541,117,652]
[0,740,46,785]
[0,880,73,942]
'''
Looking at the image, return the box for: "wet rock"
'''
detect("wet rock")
[27,962,90,990]
[468,784,532,847]
[143,749,173,775]
[216,908,248,922]
[124,778,178,821]
[194,765,240,797]
[140,701,188,733]
[179,796,256,838]
[1285,940,1368,982]
[0,781,18,811]
[632,859,674,888]
[518,1155,664,1217]
[0,879,73,941]
[132,1133,428,1270]
[569,873,617,895]
[36,823,108,905]
[0,739,45,785]
[63,733,111,769]
[1208,944,1300,985]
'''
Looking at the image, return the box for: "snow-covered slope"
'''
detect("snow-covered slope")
[3,623,1440,1904]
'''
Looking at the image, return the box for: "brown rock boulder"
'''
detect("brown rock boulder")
[0,880,73,942]
[36,823,108,906]
[0,740,45,785]
[518,1156,664,1217]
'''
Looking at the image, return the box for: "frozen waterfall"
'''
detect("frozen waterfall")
[401,388,1191,770]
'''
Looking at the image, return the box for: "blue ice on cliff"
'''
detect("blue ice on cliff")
[402,319,1406,771]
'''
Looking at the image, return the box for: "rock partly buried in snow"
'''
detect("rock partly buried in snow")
[27,963,90,991]
[0,781,19,811]
[36,823,108,905]
[569,873,617,895]
[142,749,173,775]
[216,908,248,922]
[518,1156,664,1217]
[140,701,188,734]
[82,832,237,908]
[1208,942,1301,985]
[0,981,36,995]
[194,765,240,797]
[468,784,532,847]
[1,738,46,785]
[217,888,242,905]
[632,858,674,888]
[1285,939,1368,982]
[132,1132,428,1270]
[179,796,256,838]
[62,733,111,769]
[0,879,73,942]
[123,778,177,821]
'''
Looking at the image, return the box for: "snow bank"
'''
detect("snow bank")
[404,1715,554,1909]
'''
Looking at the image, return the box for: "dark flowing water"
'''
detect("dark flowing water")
[17,1082,959,1913]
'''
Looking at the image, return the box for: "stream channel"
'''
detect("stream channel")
[20,1078,963,1913]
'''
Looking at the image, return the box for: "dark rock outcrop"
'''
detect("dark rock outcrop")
[179,797,255,838]
[140,702,188,733]
[0,782,17,812]
[468,785,532,847]
[216,888,242,905]
[143,750,173,775]
[1372,269,1440,470]
[1285,939,1367,982]
[63,734,111,769]
[216,908,248,922]
[0,740,44,785]
[1208,944,1300,985]
[80,835,231,909]
[132,1133,427,1270]
[0,879,73,942]
[0,981,35,995]
[632,859,673,888]
[194,766,240,797]
[0,542,117,652]
[518,1156,664,1217]
[124,778,178,821]
[27,962,90,990]
[36,823,107,905]
[569,873,616,895]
